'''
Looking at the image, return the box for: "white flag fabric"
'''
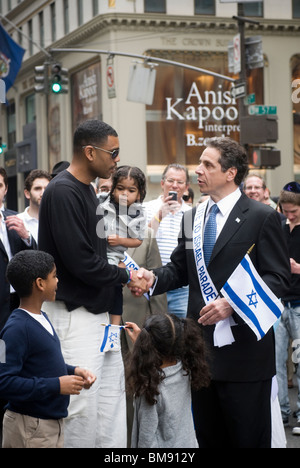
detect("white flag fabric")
[100,324,124,352]
[221,254,283,340]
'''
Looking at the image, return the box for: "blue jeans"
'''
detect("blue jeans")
[275,304,300,420]
[167,286,189,318]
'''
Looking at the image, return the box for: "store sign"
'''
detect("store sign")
[165,81,239,140]
[145,50,263,167]
[71,62,102,133]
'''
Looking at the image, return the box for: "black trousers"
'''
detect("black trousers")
[192,379,272,448]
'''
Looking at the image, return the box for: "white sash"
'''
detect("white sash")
[193,201,235,347]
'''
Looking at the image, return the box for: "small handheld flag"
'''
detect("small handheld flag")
[100,324,124,352]
[221,250,283,340]
[0,23,25,92]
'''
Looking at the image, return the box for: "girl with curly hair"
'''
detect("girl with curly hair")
[125,314,210,448]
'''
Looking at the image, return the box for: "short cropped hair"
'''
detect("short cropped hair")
[206,137,249,186]
[244,173,266,190]
[6,250,55,298]
[162,164,190,185]
[73,120,118,155]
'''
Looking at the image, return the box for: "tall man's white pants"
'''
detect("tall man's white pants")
[42,301,127,448]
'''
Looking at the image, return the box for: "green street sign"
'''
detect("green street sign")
[248,105,277,115]
[244,93,255,105]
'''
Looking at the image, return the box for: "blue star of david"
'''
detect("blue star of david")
[247,290,258,308]
[109,332,118,343]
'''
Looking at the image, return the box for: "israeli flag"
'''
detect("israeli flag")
[100,324,124,352]
[221,254,283,340]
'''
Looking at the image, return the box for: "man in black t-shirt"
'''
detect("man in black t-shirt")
[275,181,300,435]
[38,120,147,448]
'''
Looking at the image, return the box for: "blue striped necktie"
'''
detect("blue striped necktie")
[203,204,219,266]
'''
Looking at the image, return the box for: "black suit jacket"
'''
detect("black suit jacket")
[154,193,291,381]
[0,209,36,330]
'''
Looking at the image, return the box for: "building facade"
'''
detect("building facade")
[0,0,300,209]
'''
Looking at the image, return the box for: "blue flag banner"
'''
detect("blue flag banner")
[221,253,283,340]
[0,23,25,92]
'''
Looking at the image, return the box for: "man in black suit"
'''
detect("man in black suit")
[133,137,290,447]
[0,167,35,331]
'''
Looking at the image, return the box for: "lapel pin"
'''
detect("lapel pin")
[235,217,240,223]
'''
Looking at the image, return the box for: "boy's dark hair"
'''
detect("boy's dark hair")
[73,120,118,155]
[126,314,210,405]
[110,165,147,202]
[6,250,55,298]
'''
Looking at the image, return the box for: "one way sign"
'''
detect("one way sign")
[230,82,246,99]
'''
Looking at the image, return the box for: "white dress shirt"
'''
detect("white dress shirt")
[206,188,242,239]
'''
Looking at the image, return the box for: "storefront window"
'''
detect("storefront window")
[6,101,16,149]
[195,0,215,15]
[293,0,300,18]
[243,2,263,17]
[144,0,166,13]
[25,94,36,123]
[146,50,263,172]
[291,55,300,178]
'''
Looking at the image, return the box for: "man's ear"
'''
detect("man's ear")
[24,189,31,201]
[227,167,237,182]
[82,146,95,162]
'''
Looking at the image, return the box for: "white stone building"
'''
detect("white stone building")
[0,0,299,209]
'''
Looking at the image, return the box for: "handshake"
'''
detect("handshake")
[126,268,155,297]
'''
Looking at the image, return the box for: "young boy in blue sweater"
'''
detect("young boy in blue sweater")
[0,250,96,448]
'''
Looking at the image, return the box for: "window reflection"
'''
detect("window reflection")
[146,50,263,168]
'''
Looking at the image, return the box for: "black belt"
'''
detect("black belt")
[282,300,300,307]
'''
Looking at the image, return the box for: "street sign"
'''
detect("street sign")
[233,33,241,74]
[107,64,116,99]
[248,105,277,115]
[230,82,246,99]
[244,93,255,105]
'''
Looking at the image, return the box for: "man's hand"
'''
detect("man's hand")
[5,215,30,240]
[160,194,180,218]
[127,268,155,297]
[290,258,300,275]
[198,298,234,326]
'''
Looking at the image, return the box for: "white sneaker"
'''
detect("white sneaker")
[292,420,300,435]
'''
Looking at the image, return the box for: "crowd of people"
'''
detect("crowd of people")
[0,118,299,449]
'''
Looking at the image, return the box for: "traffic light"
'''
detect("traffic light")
[34,65,49,94]
[249,146,281,169]
[240,115,278,145]
[50,63,68,94]
[0,138,7,155]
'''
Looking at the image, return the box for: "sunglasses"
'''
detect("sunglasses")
[82,145,119,160]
